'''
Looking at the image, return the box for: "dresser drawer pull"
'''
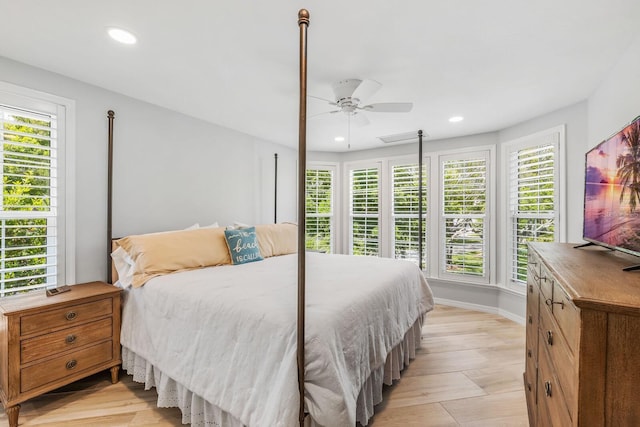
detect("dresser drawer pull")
[65,311,77,321]
[527,349,532,358]
[527,382,532,392]
[528,285,534,294]
[545,298,565,309]
[65,334,77,344]
[545,381,552,397]
[65,359,77,370]
[547,330,554,346]
[528,314,533,324]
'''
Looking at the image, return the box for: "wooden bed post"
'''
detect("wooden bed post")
[418,129,424,271]
[107,110,115,284]
[274,153,278,224]
[297,8,309,427]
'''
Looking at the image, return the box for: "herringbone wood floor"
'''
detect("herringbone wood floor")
[0,305,528,426]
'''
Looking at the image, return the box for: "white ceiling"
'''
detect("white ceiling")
[1,1,639,152]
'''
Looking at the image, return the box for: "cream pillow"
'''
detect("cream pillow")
[114,227,231,287]
[255,223,297,258]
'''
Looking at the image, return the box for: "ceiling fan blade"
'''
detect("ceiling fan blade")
[352,112,370,127]
[308,94,337,106]
[352,79,382,102]
[363,102,413,113]
[310,110,340,118]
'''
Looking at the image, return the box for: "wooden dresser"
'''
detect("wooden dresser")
[0,281,121,427]
[525,243,640,426]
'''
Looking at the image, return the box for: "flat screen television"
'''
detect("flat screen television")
[581,115,640,269]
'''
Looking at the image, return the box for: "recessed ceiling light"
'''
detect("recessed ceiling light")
[107,27,137,45]
[449,116,464,123]
[334,136,345,142]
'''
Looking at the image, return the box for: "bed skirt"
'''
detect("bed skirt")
[122,315,423,427]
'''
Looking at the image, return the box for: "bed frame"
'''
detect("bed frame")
[106,9,425,427]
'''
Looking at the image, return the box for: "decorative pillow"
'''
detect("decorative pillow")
[224,226,264,265]
[111,246,135,288]
[255,223,297,257]
[114,227,231,287]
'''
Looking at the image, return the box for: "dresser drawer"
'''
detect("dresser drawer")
[538,262,554,302]
[20,298,113,336]
[20,317,113,364]
[550,282,579,354]
[20,340,113,393]
[539,308,576,413]
[538,345,572,427]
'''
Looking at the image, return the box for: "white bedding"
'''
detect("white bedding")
[120,252,433,427]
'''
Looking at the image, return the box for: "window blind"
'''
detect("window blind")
[305,168,333,253]
[509,143,556,283]
[392,163,426,267]
[441,158,486,277]
[0,104,57,296]
[350,167,379,256]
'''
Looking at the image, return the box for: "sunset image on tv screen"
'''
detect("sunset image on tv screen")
[584,117,640,254]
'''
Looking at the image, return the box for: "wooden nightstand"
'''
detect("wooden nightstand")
[0,281,122,427]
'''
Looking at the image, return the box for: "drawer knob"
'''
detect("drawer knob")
[547,330,554,346]
[545,298,565,309]
[65,311,77,321]
[66,359,77,370]
[545,381,552,397]
[528,314,533,324]
[527,382,532,392]
[65,334,77,344]
[527,349,532,358]
[528,285,534,294]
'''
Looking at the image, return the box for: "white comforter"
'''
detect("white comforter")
[120,253,433,427]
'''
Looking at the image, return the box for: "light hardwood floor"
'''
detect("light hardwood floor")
[0,305,528,426]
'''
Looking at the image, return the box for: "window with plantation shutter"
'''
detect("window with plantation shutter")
[392,162,427,268]
[0,90,72,297]
[507,130,560,285]
[441,154,488,279]
[349,165,379,256]
[305,167,334,253]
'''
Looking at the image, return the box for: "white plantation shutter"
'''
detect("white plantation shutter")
[508,134,558,284]
[392,162,427,267]
[350,166,379,256]
[0,104,58,296]
[305,167,333,253]
[441,155,487,278]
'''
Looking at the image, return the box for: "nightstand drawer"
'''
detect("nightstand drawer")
[20,317,113,364]
[20,340,113,393]
[20,298,113,336]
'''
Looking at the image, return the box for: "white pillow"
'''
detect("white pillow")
[111,246,135,288]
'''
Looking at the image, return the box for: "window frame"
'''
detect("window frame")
[388,156,429,271]
[501,125,565,291]
[437,147,495,285]
[0,82,76,295]
[305,162,338,253]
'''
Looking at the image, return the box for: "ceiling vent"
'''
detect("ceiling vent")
[378,131,428,144]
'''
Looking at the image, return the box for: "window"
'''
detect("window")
[506,128,562,285]
[391,161,427,268]
[440,153,489,280]
[0,87,73,296]
[349,165,380,256]
[305,166,334,253]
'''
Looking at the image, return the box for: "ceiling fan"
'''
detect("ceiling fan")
[310,78,413,126]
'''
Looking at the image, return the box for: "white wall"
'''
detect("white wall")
[588,33,640,145]
[0,56,297,283]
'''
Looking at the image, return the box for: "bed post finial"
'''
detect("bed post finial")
[298,9,309,25]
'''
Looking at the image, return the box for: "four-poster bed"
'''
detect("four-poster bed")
[106,9,433,427]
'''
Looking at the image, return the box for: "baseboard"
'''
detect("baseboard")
[434,295,526,325]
